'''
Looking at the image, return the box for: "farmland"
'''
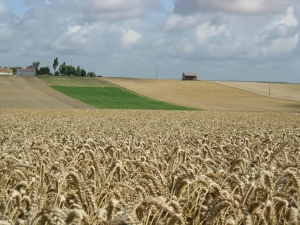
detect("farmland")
[103,78,300,112]
[215,81,300,102]
[1,76,300,111]
[1,76,300,224]
[1,109,300,224]
[51,86,195,110]
[0,76,94,109]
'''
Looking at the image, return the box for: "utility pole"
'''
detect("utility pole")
[156,67,158,80]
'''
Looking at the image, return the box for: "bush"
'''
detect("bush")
[87,71,96,77]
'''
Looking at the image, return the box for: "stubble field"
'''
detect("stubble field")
[1,109,300,224]
[103,78,300,112]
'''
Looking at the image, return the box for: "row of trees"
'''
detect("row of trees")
[28,58,96,77]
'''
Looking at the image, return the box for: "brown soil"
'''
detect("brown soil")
[0,76,94,109]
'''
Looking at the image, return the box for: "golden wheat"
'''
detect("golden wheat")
[0,109,300,224]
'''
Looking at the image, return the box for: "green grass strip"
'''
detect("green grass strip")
[52,86,196,110]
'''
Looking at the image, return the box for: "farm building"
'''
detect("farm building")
[182,72,197,81]
[17,67,36,76]
[0,68,13,75]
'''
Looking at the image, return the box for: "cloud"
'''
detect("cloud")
[196,23,228,45]
[259,23,298,41]
[254,6,299,57]
[275,6,298,26]
[173,0,297,16]
[0,0,6,14]
[120,29,142,47]
[82,0,159,22]
[254,34,299,57]
[25,0,43,4]
[0,0,300,82]
[164,13,210,31]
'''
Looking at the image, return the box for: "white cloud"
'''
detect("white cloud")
[66,25,81,35]
[254,6,299,56]
[0,0,300,82]
[254,34,299,56]
[120,29,142,47]
[164,13,211,31]
[275,6,298,26]
[82,0,158,21]
[196,23,227,45]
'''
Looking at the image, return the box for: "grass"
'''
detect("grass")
[51,86,197,110]
[39,76,117,87]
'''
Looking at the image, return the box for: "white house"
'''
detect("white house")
[17,67,36,76]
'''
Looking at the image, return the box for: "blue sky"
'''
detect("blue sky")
[1,0,300,82]
[6,0,36,18]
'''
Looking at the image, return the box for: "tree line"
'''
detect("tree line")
[9,58,96,77]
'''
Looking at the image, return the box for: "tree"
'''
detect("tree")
[39,66,51,75]
[80,69,86,77]
[10,67,22,74]
[53,58,58,74]
[66,65,75,76]
[59,62,66,76]
[75,66,81,77]
[87,71,96,77]
[54,71,60,76]
[31,62,40,74]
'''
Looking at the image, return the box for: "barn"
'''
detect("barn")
[182,72,197,81]
[17,67,36,76]
[0,68,13,75]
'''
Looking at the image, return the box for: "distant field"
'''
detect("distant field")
[0,76,94,109]
[214,81,300,102]
[1,76,297,111]
[52,86,195,110]
[103,77,300,112]
[39,76,117,87]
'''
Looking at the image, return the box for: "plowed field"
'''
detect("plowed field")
[0,76,94,109]
[103,78,300,112]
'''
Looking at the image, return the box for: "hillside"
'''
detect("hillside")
[214,81,300,102]
[1,76,300,112]
[103,78,300,112]
[0,76,94,109]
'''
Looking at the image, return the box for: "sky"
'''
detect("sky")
[0,0,300,82]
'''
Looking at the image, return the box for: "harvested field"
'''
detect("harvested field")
[39,76,118,87]
[1,109,300,224]
[0,76,94,109]
[215,81,300,102]
[103,78,300,112]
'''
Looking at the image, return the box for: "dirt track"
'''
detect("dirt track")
[0,76,94,109]
[103,78,300,112]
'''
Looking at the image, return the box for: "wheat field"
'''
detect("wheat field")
[1,109,300,224]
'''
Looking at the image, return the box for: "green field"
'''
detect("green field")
[52,86,196,110]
